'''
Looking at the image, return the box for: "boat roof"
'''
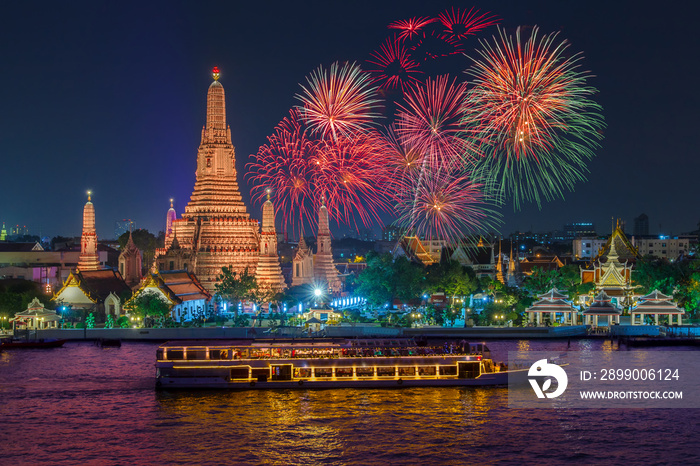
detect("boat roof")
[158,338,434,349]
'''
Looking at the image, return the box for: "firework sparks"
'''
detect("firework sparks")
[464,26,605,207]
[388,16,436,42]
[409,30,463,62]
[437,7,499,41]
[367,36,423,91]
[247,109,318,236]
[311,132,394,229]
[296,61,382,141]
[396,166,499,246]
[396,75,481,170]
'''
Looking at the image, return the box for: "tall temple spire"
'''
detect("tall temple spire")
[255,189,286,291]
[78,191,100,271]
[165,198,176,240]
[154,68,267,292]
[313,196,341,293]
[119,230,142,287]
[495,237,505,283]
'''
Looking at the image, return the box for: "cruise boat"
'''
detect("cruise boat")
[155,339,528,389]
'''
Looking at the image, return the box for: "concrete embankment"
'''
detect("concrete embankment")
[32,325,589,341]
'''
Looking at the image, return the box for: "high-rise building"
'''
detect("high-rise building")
[633,213,649,236]
[563,222,596,240]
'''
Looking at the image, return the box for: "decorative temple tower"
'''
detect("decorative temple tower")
[78,191,100,271]
[165,198,176,241]
[119,230,142,287]
[313,197,341,293]
[495,238,505,284]
[291,198,341,293]
[155,68,265,292]
[255,189,286,292]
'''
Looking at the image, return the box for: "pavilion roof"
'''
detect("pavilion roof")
[583,290,622,315]
[526,298,575,313]
[638,289,673,301]
[537,288,569,300]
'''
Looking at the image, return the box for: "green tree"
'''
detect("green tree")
[215,266,258,318]
[355,253,425,309]
[130,292,172,327]
[523,266,558,295]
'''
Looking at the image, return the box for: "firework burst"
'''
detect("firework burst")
[464,26,605,207]
[388,16,436,42]
[311,132,394,229]
[296,61,382,141]
[367,36,423,91]
[247,109,318,236]
[396,75,481,170]
[395,167,499,246]
[437,7,499,41]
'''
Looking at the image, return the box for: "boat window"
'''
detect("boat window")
[439,366,457,376]
[355,367,374,377]
[336,368,353,377]
[167,349,184,360]
[210,349,229,360]
[294,368,312,378]
[418,366,436,376]
[377,367,395,377]
[186,349,207,360]
[156,349,164,360]
[315,368,332,378]
[251,368,269,381]
[398,367,416,376]
[230,368,249,379]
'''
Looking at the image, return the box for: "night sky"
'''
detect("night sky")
[1,1,698,240]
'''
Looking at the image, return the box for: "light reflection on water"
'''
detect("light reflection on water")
[0,340,698,465]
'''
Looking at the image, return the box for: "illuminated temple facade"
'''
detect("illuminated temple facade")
[292,199,342,294]
[156,68,284,294]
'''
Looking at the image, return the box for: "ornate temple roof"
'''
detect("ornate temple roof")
[583,290,622,315]
[55,269,131,304]
[591,223,640,264]
[537,288,569,300]
[632,289,684,314]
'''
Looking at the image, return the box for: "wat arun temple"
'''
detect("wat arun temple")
[155,68,285,294]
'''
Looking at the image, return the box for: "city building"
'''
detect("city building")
[631,235,693,260]
[633,214,649,237]
[155,68,283,293]
[572,236,608,260]
[563,222,596,240]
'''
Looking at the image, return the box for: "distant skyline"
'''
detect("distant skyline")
[1,1,698,240]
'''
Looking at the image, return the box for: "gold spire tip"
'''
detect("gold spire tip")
[87,190,92,202]
[212,66,220,81]
[170,198,174,208]
[266,188,271,201]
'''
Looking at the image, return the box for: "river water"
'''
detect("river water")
[0,339,698,465]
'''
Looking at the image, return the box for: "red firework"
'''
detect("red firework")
[311,132,394,229]
[247,109,318,236]
[409,30,463,62]
[396,166,495,245]
[388,16,436,42]
[367,35,423,91]
[383,125,425,199]
[437,7,499,41]
[296,61,381,141]
[395,75,481,170]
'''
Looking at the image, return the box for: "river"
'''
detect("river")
[0,339,698,465]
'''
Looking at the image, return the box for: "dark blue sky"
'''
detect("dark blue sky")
[1,1,698,240]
